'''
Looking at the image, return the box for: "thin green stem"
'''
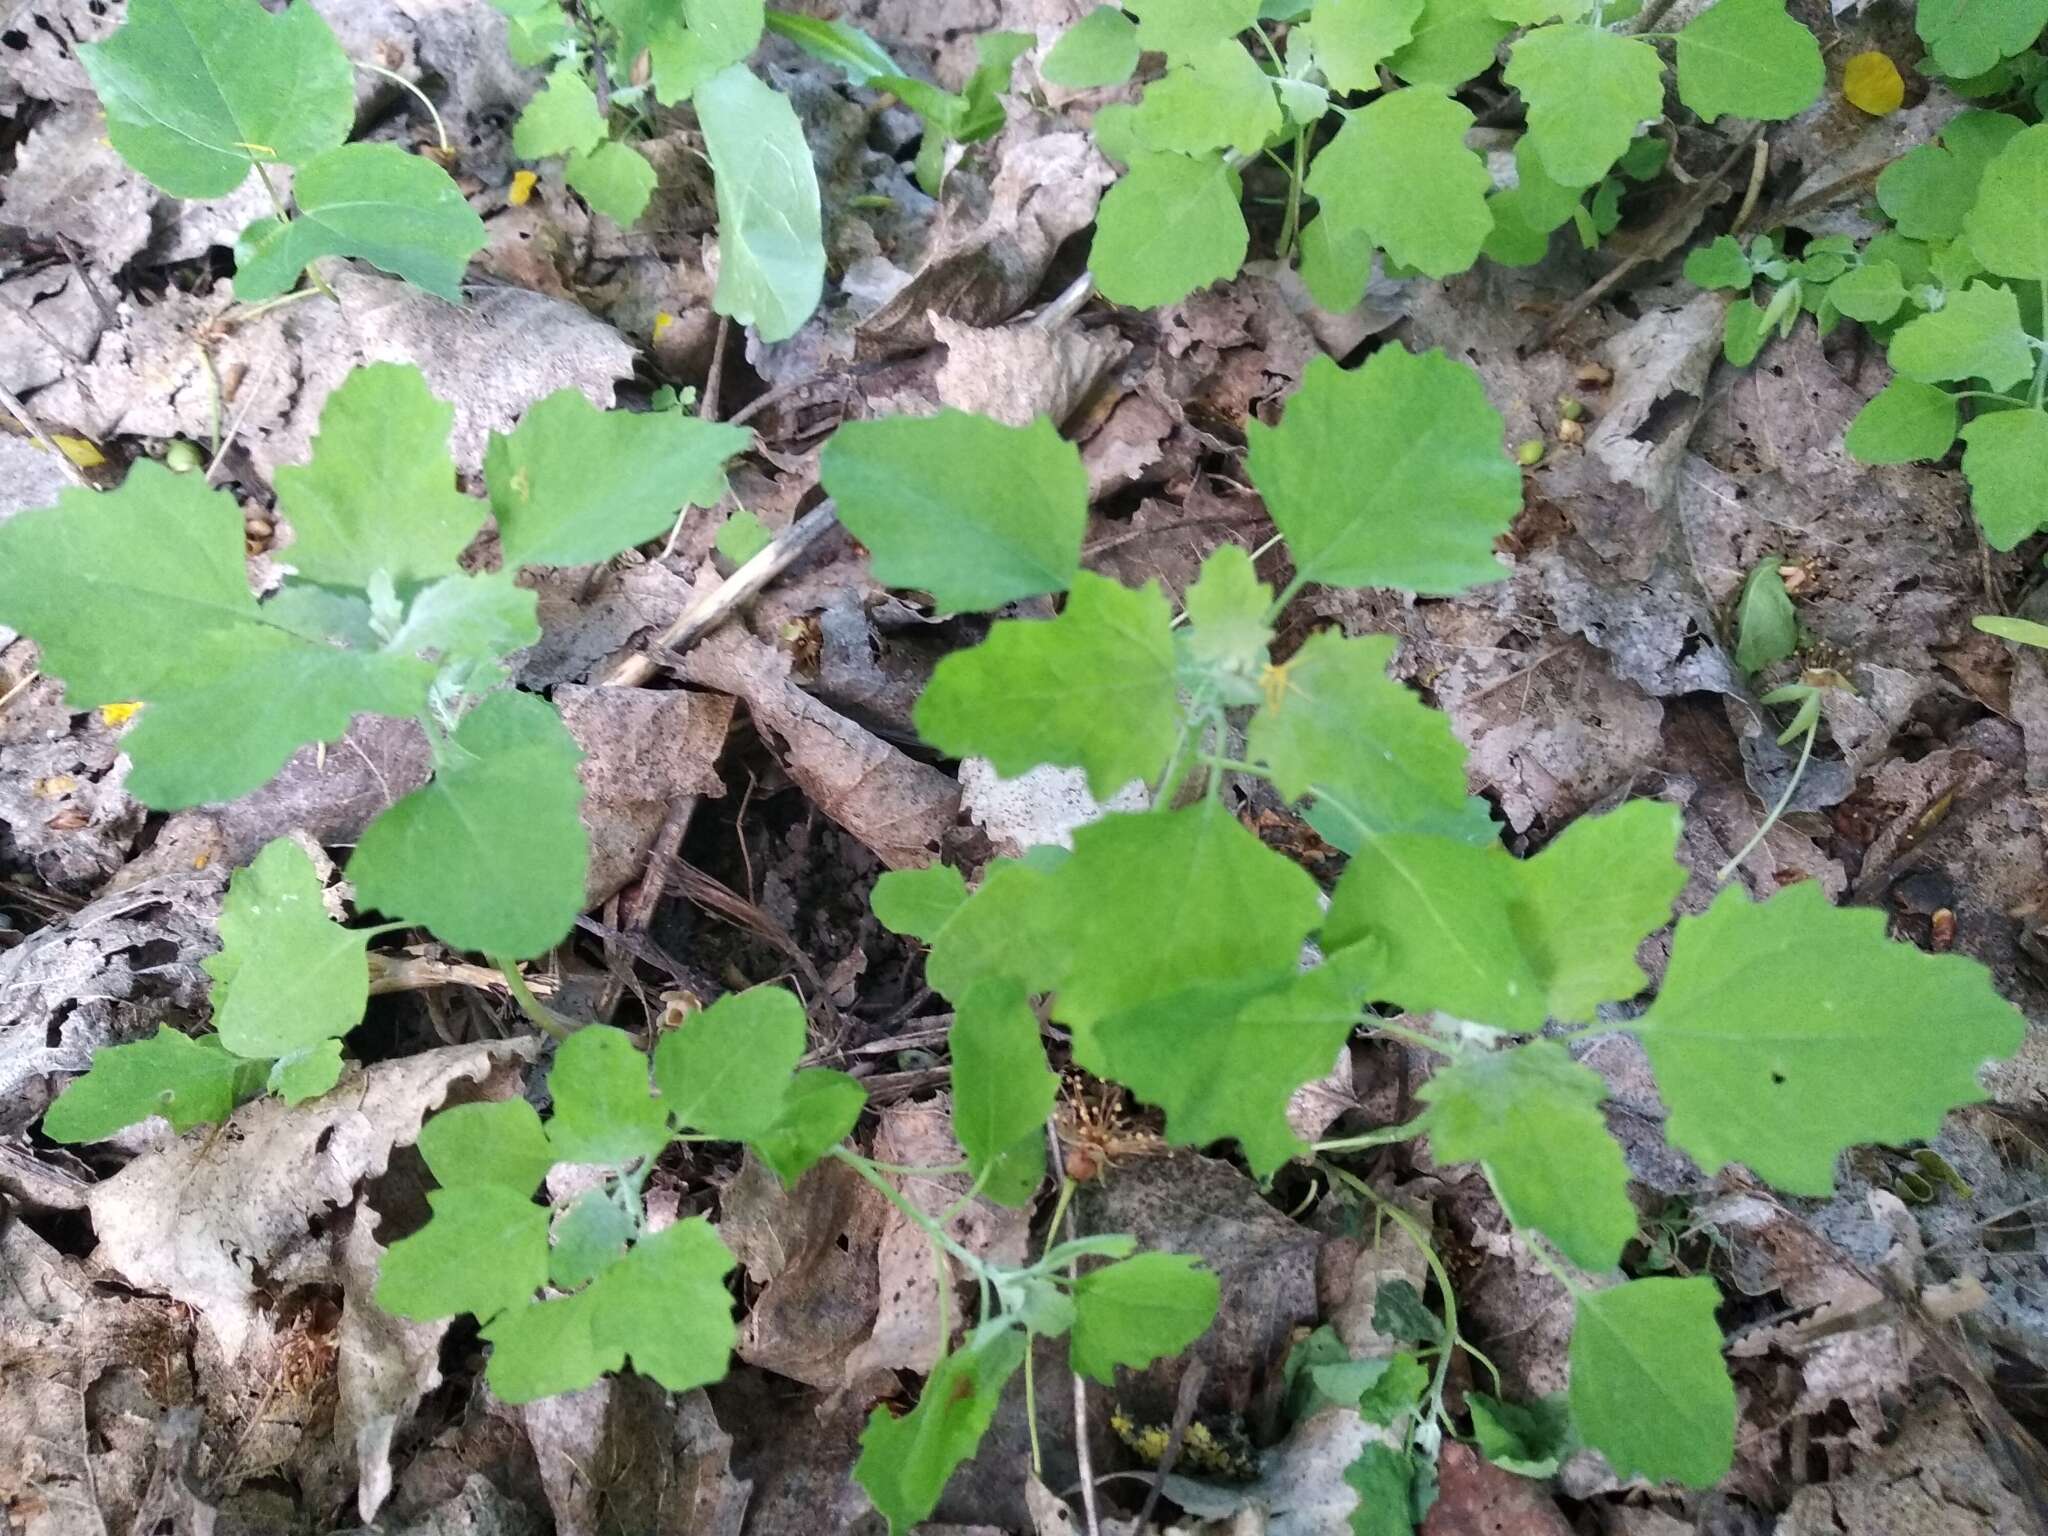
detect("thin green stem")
[1714,713,1816,883]
[1523,1233,1590,1300]
[862,1158,973,1177]
[1041,1175,1080,1258]
[493,958,570,1043]
[1279,127,1309,262]
[1313,1113,1433,1155]
[1366,1018,1461,1057]
[832,1148,989,1275]
[354,58,452,153]
[253,162,290,223]
[1024,1336,1043,1473]
[1265,571,1310,622]
[225,287,330,326]
[2031,294,2048,411]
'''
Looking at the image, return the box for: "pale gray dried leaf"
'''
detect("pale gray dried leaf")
[932,313,1127,428]
[0,0,116,107]
[377,1475,546,1536]
[0,433,77,525]
[518,561,698,689]
[0,264,107,396]
[1164,1406,1384,1536]
[522,1380,748,1536]
[1774,1386,2035,1534]
[0,106,155,272]
[0,718,143,892]
[958,759,1148,858]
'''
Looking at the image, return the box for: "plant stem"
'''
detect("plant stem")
[1279,127,1308,262]
[492,957,571,1043]
[354,58,452,153]
[1714,712,1816,883]
[831,1147,989,1275]
[1523,1233,1590,1300]
[1313,1113,1433,1155]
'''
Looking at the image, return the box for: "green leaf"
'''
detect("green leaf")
[546,1024,671,1166]
[1306,90,1493,279]
[485,388,746,568]
[1311,1352,1426,1420]
[1044,6,1141,88]
[647,0,767,105]
[233,144,487,304]
[872,864,970,941]
[1683,234,1754,292]
[270,1039,346,1104]
[1468,1393,1571,1477]
[1344,1443,1416,1536]
[480,1287,619,1401]
[384,571,542,675]
[418,1098,558,1193]
[1964,123,2048,282]
[272,364,481,590]
[923,859,1069,1002]
[1733,556,1797,673]
[857,1323,1030,1534]
[1128,0,1259,58]
[1421,1042,1635,1272]
[914,571,1183,798]
[1091,151,1249,308]
[1069,1253,1220,1384]
[1976,614,2048,647]
[549,1189,633,1288]
[1722,297,1768,367]
[1248,630,1493,853]
[1371,1278,1443,1344]
[751,1069,868,1183]
[1917,0,2048,79]
[1386,0,1511,87]
[1828,260,1905,324]
[716,507,774,564]
[1300,213,1380,306]
[0,464,434,809]
[1128,41,1283,158]
[1483,135,1583,267]
[565,141,659,226]
[43,1029,260,1142]
[498,0,575,65]
[761,11,899,83]
[1245,348,1519,594]
[1180,546,1275,684]
[1886,282,2034,392]
[696,64,826,343]
[949,978,1058,1203]
[1877,111,2026,242]
[587,1217,737,1390]
[79,0,354,198]
[1961,408,2048,549]
[514,68,608,159]
[375,1185,550,1321]
[822,411,1085,612]
[1633,881,2025,1195]
[1569,1277,1733,1487]
[653,986,807,1141]
[1301,0,1423,92]
[1673,0,1822,122]
[1505,26,1665,188]
[205,838,370,1060]
[347,691,588,959]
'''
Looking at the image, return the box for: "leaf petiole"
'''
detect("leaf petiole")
[492,956,571,1043]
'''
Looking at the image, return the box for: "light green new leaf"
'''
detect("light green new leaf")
[1422,1042,1635,1272]
[1244,348,1519,593]
[1845,378,1959,465]
[857,1324,1030,1534]
[565,141,659,226]
[1248,629,1493,852]
[914,571,1182,798]
[1181,545,1274,687]
[548,1188,632,1288]
[1484,136,1586,267]
[514,69,608,160]
[1916,0,2048,79]
[924,859,1069,1002]
[588,1218,737,1390]
[1633,881,2025,1195]
[1965,124,2048,283]
[79,0,354,198]
[1505,26,1665,188]
[1829,260,1905,324]
[1091,151,1249,308]
[271,1039,345,1104]
[1070,1254,1220,1383]
[1344,1443,1417,1536]
[1886,282,2034,392]
[653,986,807,1141]
[762,10,898,83]
[499,0,575,64]
[697,64,826,342]
[1306,90,1492,279]
[1961,408,2048,550]
[1129,42,1282,159]
[872,864,969,941]
[1300,212,1379,307]
[545,1024,671,1166]
[375,1185,550,1321]
[1673,0,1822,123]
[1977,614,2048,647]
[1511,801,1684,1022]
[1128,0,1259,58]
[751,1069,868,1184]
[715,507,774,564]
[1044,6,1142,88]
[348,691,588,959]
[384,572,541,673]
[1301,0,1424,92]
[273,364,481,590]
[43,1029,262,1143]
[949,978,1057,1204]
[1877,111,2025,242]
[1683,235,1754,292]
[480,1286,620,1401]
[205,838,370,1060]
[234,144,486,303]
[648,0,767,104]
[418,1098,558,1193]
[1386,0,1510,87]
[822,411,1085,612]
[485,388,748,568]
[1733,557,1797,674]
[1569,1277,1734,1487]
[0,464,434,809]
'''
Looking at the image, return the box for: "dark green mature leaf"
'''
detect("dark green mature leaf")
[1633,881,2025,1195]
[418,1098,558,1193]
[1371,1278,1442,1345]
[1422,1042,1636,1271]
[80,0,354,198]
[514,69,608,159]
[43,1029,262,1142]
[1091,151,1249,308]
[1569,1277,1734,1487]
[1467,1392,1572,1477]
[0,464,434,808]
[565,141,659,225]
[376,1185,551,1321]
[1070,1254,1220,1382]
[1044,6,1142,88]
[348,691,588,959]
[1245,348,1518,593]
[273,364,481,589]
[549,1189,632,1289]
[1505,26,1665,188]
[1829,260,1905,324]
[823,411,1085,611]
[1673,0,1822,122]
[486,388,748,568]
[914,571,1183,798]
[1916,0,2048,78]
[857,1324,1030,1533]
[1877,111,2026,242]
[1964,124,2048,282]
[1960,408,2048,549]
[1733,556,1798,673]
[697,64,826,342]
[205,838,370,1061]
[949,978,1057,1202]
[653,986,807,1141]
[234,144,487,303]
[1312,1351,1428,1423]
[587,1217,737,1390]
[1301,0,1423,92]
[1306,90,1493,278]
[1386,0,1510,86]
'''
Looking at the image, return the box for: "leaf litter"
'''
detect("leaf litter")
[2,0,2047,1532]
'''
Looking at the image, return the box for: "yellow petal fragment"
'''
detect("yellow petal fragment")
[1843,52,1903,116]
[509,168,539,206]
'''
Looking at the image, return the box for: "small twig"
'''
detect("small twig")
[701,315,731,424]
[0,383,89,489]
[367,953,554,997]
[54,234,118,331]
[206,354,276,484]
[0,669,41,718]
[1133,1360,1207,1530]
[1729,137,1770,236]
[596,796,698,1019]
